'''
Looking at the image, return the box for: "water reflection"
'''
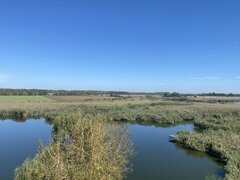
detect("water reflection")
[225,101,240,105]
[0,118,52,179]
[0,118,225,180]
[127,123,225,180]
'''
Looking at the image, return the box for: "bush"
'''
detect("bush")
[15,112,133,180]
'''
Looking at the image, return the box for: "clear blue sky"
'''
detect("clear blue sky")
[0,0,240,93]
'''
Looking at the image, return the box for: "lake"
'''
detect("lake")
[127,124,224,180]
[225,101,240,105]
[0,119,224,180]
[0,118,52,180]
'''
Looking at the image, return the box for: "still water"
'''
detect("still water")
[226,101,240,105]
[127,124,225,180]
[0,118,52,179]
[0,119,224,180]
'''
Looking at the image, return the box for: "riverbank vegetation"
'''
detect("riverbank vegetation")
[175,110,240,180]
[0,95,239,179]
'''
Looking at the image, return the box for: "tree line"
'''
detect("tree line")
[0,88,239,97]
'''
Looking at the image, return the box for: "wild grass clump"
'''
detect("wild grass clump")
[100,103,197,124]
[15,112,133,180]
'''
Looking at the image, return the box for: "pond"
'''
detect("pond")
[0,118,52,180]
[225,101,240,105]
[127,124,225,180]
[0,119,224,180]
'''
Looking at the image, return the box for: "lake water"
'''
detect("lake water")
[127,124,225,180]
[0,119,224,180]
[225,101,240,105]
[0,118,52,180]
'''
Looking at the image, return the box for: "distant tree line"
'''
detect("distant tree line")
[0,89,135,96]
[0,89,51,96]
[162,92,240,97]
[198,92,240,97]
[0,88,239,97]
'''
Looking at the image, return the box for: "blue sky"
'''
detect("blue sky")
[0,0,240,93]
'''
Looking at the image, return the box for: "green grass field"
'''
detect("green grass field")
[0,96,55,103]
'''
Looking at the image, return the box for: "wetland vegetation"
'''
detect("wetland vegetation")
[0,93,239,179]
[15,113,133,180]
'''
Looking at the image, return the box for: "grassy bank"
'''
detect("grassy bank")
[175,110,240,180]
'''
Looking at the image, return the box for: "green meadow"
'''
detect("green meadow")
[0,96,55,103]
